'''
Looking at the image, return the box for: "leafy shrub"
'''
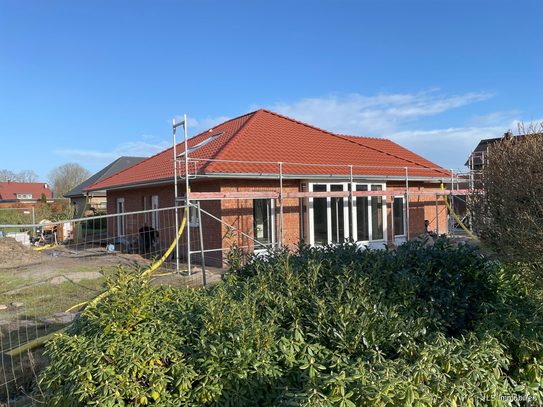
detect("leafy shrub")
[84,216,107,231]
[37,241,543,406]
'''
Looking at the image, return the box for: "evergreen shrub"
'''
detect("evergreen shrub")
[37,239,543,406]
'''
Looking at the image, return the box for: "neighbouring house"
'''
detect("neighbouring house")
[465,130,517,173]
[85,109,452,267]
[64,156,145,218]
[0,181,53,203]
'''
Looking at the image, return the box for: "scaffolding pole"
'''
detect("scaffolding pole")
[172,120,180,273]
[405,167,410,240]
[184,114,191,275]
[279,162,283,247]
[197,201,206,286]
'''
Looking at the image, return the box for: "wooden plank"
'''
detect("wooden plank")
[188,189,474,200]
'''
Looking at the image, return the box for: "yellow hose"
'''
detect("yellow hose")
[9,206,189,357]
[33,243,56,251]
[441,184,476,239]
[6,327,69,358]
[143,207,187,277]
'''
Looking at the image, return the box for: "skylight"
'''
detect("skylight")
[177,132,224,158]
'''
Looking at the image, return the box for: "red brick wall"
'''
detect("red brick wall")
[386,181,448,240]
[107,181,224,267]
[105,178,448,268]
[219,179,301,266]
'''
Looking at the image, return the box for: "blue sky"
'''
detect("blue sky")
[1,0,541,182]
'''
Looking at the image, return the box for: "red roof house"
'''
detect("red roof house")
[85,109,451,267]
[0,181,53,202]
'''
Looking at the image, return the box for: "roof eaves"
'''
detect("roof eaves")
[85,149,175,191]
[84,177,175,193]
[197,171,451,182]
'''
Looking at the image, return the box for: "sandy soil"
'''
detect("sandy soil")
[0,237,226,289]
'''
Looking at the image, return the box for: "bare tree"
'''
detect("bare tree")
[471,121,543,282]
[18,170,39,182]
[46,163,92,198]
[0,169,40,182]
[0,169,17,182]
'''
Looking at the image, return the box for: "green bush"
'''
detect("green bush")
[84,216,107,231]
[37,240,543,406]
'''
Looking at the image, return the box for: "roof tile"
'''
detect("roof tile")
[86,109,449,191]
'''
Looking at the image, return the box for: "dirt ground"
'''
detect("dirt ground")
[0,237,226,287]
[0,238,45,270]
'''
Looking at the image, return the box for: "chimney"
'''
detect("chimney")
[504,130,513,140]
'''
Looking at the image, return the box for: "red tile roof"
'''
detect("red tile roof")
[85,109,450,191]
[0,182,53,200]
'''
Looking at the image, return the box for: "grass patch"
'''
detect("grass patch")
[0,275,27,296]
[5,277,106,320]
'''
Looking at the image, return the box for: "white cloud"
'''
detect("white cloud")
[267,90,494,136]
[173,115,231,136]
[467,111,521,127]
[257,90,506,171]
[387,126,505,171]
[55,140,171,166]
[55,114,233,172]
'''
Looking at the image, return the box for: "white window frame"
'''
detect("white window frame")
[253,198,276,252]
[189,202,200,227]
[352,182,387,243]
[392,195,406,240]
[151,195,159,230]
[308,181,387,246]
[308,182,350,246]
[117,198,125,237]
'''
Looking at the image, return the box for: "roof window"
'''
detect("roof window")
[177,132,224,158]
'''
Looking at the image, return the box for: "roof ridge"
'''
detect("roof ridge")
[204,110,261,172]
[262,109,347,139]
[335,134,438,171]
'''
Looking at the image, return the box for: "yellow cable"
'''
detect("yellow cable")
[33,243,56,251]
[65,302,88,313]
[144,207,187,277]
[441,184,476,239]
[9,206,189,356]
[6,327,69,358]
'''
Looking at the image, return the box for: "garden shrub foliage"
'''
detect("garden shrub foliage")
[38,240,543,406]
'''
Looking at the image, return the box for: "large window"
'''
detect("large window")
[393,197,405,236]
[253,199,275,249]
[151,195,159,230]
[310,183,349,245]
[355,185,369,241]
[117,198,125,237]
[371,185,383,240]
[330,185,345,243]
[309,182,386,245]
[312,185,328,245]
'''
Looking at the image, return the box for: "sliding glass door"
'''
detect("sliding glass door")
[310,182,388,246]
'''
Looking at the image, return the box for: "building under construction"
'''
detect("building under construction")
[85,109,461,268]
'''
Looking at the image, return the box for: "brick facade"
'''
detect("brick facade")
[387,181,448,239]
[106,178,447,268]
